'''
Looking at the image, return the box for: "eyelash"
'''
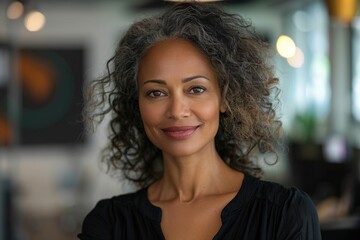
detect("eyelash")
[188,86,206,94]
[146,86,207,98]
[146,90,165,98]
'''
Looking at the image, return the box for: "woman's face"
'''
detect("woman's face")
[137,39,225,158]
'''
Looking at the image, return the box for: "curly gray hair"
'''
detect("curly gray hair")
[85,2,281,187]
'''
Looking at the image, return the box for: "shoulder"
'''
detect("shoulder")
[255,178,312,207]
[87,189,144,218]
[252,177,321,239]
[78,189,146,239]
[253,177,318,219]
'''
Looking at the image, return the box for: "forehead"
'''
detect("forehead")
[142,39,207,60]
[138,39,216,80]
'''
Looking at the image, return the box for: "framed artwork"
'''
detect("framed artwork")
[0,43,12,146]
[17,47,85,145]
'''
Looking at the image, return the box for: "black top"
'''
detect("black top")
[78,174,321,239]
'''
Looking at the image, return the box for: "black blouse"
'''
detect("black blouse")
[78,174,322,239]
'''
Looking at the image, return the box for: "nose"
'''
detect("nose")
[166,93,190,119]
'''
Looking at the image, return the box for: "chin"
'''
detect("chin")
[160,142,215,159]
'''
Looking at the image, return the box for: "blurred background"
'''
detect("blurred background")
[0,0,359,239]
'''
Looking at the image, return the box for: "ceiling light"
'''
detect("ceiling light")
[287,47,305,68]
[24,10,46,32]
[276,35,296,58]
[7,1,24,20]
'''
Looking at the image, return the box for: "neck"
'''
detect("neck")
[154,148,233,203]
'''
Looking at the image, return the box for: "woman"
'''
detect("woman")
[78,2,321,240]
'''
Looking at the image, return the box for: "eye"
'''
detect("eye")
[147,90,166,98]
[188,86,206,94]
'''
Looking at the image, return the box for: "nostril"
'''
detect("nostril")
[167,97,190,119]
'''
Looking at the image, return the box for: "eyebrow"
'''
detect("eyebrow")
[142,75,209,85]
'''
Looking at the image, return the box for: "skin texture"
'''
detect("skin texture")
[138,39,244,240]
[84,3,281,186]
[82,4,282,239]
[138,39,225,158]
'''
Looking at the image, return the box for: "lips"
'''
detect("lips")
[161,126,199,140]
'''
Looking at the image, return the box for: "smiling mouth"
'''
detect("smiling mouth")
[161,126,199,140]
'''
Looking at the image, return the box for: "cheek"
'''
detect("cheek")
[197,102,221,123]
[139,101,162,127]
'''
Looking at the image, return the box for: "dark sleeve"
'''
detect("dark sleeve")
[77,199,114,240]
[277,189,322,240]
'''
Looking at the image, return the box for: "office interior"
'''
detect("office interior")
[0,0,359,239]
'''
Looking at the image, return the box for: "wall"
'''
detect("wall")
[0,1,283,238]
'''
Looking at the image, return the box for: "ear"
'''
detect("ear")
[220,100,226,113]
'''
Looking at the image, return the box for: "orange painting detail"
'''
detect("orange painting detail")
[19,53,56,103]
[0,114,11,145]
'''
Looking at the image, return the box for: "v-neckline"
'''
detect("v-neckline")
[140,173,257,239]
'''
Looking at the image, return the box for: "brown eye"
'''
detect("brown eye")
[188,86,206,94]
[147,90,166,98]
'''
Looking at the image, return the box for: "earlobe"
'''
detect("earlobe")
[220,101,226,113]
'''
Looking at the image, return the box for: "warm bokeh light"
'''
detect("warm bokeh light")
[276,35,296,58]
[287,47,305,68]
[24,11,46,32]
[325,0,358,24]
[7,1,24,20]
